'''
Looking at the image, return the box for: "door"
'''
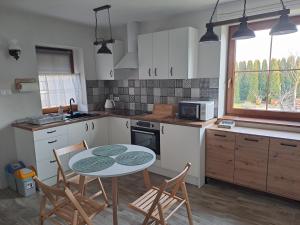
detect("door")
[108,117,131,144]
[95,44,114,80]
[88,118,109,148]
[206,130,235,183]
[160,123,200,177]
[153,31,169,79]
[67,121,89,146]
[267,138,300,200]
[169,27,189,79]
[234,134,269,191]
[138,33,153,79]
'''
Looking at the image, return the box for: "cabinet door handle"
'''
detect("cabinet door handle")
[154,68,157,76]
[92,122,95,130]
[244,138,259,142]
[148,68,151,77]
[214,134,226,138]
[126,121,129,129]
[48,140,57,144]
[170,67,173,76]
[85,123,89,132]
[280,143,297,148]
[110,70,113,77]
[161,126,164,135]
[49,160,57,164]
[47,130,56,134]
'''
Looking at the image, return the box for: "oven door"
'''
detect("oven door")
[131,127,160,158]
[178,103,200,120]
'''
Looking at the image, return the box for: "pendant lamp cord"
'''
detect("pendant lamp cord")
[108,7,113,41]
[95,11,98,43]
[280,0,286,9]
[210,0,220,23]
[243,0,247,17]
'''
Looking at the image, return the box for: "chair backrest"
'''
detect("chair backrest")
[33,176,94,225]
[53,140,88,184]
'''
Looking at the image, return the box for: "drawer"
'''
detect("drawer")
[36,158,58,181]
[206,130,235,147]
[33,126,67,141]
[236,134,269,149]
[267,138,300,200]
[34,135,68,161]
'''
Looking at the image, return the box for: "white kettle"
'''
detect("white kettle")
[104,99,115,109]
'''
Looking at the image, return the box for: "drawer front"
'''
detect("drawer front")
[206,130,235,182]
[34,135,68,161]
[34,126,67,141]
[36,158,58,180]
[234,134,269,191]
[267,138,300,200]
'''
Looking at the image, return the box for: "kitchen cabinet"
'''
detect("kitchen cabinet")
[234,134,269,192]
[108,117,131,144]
[138,27,198,80]
[267,138,300,200]
[160,123,202,178]
[95,40,124,80]
[206,130,235,183]
[138,33,153,79]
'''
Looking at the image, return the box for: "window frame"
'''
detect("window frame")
[226,16,300,121]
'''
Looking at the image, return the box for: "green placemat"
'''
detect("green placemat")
[72,156,115,173]
[92,145,128,157]
[115,151,154,166]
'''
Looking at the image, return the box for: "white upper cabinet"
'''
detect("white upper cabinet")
[95,41,124,80]
[138,27,198,80]
[153,30,169,79]
[198,41,221,78]
[138,33,153,79]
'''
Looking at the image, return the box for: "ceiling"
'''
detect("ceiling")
[0,0,235,26]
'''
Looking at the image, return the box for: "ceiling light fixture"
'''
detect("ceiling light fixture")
[200,0,297,43]
[93,5,114,54]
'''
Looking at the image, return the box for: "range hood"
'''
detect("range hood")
[115,22,139,69]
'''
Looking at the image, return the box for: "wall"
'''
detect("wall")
[0,8,95,188]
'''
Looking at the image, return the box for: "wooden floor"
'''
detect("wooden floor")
[0,172,300,225]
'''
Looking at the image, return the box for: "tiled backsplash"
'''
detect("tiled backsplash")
[86,78,219,115]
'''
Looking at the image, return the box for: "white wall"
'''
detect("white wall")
[0,7,95,188]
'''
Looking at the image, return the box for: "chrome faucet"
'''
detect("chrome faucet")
[69,98,75,116]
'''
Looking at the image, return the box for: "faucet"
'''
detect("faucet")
[69,98,75,116]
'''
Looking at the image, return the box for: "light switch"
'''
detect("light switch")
[0,89,12,96]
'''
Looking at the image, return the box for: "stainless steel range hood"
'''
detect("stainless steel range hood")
[115,22,139,69]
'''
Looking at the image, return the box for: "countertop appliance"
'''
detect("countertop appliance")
[131,120,160,159]
[104,99,115,109]
[178,100,214,121]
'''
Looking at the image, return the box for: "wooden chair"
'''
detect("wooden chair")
[128,163,194,225]
[53,141,109,204]
[34,176,107,225]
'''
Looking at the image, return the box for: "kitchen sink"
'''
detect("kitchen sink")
[65,112,98,120]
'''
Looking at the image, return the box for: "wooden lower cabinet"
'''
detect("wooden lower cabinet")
[206,130,235,182]
[267,138,300,201]
[234,134,269,191]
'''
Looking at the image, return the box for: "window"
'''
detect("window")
[36,47,81,113]
[227,17,300,120]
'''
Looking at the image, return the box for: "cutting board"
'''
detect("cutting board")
[143,104,176,120]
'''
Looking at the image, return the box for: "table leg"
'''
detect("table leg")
[112,177,118,225]
[143,169,151,190]
[78,175,86,196]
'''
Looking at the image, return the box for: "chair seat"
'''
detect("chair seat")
[55,195,107,225]
[129,187,183,221]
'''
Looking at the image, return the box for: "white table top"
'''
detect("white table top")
[69,144,156,178]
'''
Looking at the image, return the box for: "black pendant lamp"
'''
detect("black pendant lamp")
[93,5,114,54]
[270,0,298,35]
[232,0,255,40]
[199,0,220,42]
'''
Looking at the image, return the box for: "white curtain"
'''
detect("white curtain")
[39,73,82,109]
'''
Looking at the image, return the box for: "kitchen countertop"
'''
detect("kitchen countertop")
[12,110,216,131]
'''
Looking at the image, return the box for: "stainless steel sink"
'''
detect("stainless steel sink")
[65,112,98,120]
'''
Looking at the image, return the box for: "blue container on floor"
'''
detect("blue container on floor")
[5,161,26,191]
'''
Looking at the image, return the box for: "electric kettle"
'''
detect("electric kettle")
[104,99,115,109]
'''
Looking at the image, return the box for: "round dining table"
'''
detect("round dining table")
[69,144,156,225]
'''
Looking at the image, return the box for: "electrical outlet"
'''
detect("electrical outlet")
[0,89,12,96]
[114,96,120,102]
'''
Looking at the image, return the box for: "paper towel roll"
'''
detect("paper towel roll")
[19,82,39,92]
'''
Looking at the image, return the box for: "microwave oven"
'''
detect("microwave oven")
[178,101,215,121]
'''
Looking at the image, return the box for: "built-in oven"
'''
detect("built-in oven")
[131,120,160,159]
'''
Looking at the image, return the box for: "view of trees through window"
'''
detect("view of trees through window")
[233,26,300,112]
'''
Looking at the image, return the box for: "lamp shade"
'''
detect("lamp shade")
[199,24,219,42]
[232,18,255,40]
[270,14,298,35]
[97,42,112,54]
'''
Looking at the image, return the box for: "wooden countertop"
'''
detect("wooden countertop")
[12,111,216,131]
[208,125,300,141]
